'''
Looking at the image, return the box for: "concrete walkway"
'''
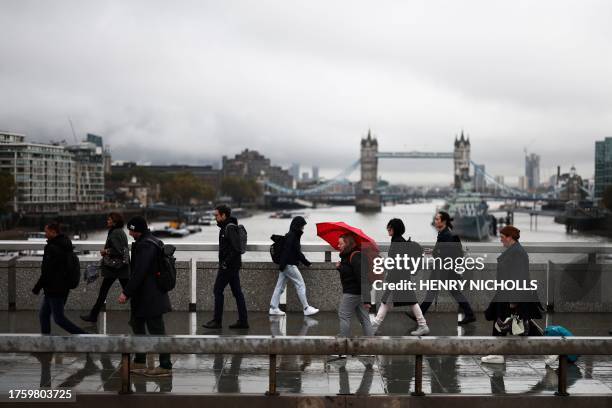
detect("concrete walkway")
[0,311,611,395]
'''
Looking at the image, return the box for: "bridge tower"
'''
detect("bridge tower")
[356,129,382,212]
[454,131,471,190]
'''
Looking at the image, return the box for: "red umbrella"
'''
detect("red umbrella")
[316,221,379,252]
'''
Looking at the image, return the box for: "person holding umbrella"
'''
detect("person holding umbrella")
[316,222,376,338]
[336,233,374,337]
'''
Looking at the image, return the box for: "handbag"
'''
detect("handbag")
[102,247,129,269]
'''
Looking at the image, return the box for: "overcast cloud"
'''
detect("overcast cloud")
[1,0,611,185]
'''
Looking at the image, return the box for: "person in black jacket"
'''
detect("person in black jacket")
[418,211,476,325]
[336,233,374,337]
[203,205,249,329]
[118,216,172,377]
[269,216,319,316]
[32,222,86,335]
[371,218,430,336]
[81,213,130,323]
[482,225,544,364]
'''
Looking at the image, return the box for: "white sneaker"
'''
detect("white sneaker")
[269,307,286,316]
[544,355,558,367]
[304,306,319,316]
[481,355,505,364]
[303,317,319,328]
[410,325,430,336]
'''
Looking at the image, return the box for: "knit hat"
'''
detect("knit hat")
[499,225,520,240]
[127,216,148,233]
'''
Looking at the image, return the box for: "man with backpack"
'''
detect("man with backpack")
[269,216,319,316]
[118,216,172,377]
[32,222,86,335]
[203,205,249,329]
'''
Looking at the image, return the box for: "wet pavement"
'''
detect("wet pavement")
[0,311,611,395]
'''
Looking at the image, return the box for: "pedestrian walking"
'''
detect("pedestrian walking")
[418,211,476,325]
[481,226,543,364]
[118,216,172,377]
[269,216,319,316]
[32,222,86,335]
[203,205,249,329]
[81,213,130,323]
[371,218,430,336]
[336,233,374,337]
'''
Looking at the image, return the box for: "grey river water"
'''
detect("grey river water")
[84,200,610,262]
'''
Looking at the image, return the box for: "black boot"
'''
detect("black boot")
[202,320,222,329]
[80,314,97,323]
[229,321,249,329]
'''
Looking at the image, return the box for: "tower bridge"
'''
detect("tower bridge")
[264,130,551,212]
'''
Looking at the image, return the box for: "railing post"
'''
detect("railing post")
[411,354,425,396]
[265,354,279,396]
[324,251,331,262]
[555,355,569,396]
[120,353,132,394]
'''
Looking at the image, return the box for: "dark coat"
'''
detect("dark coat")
[33,234,74,297]
[430,227,463,281]
[123,231,171,319]
[337,248,370,303]
[278,216,311,271]
[101,227,130,279]
[485,241,543,321]
[384,234,420,306]
[218,217,241,272]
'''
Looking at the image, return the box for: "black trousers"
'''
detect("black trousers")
[89,277,129,318]
[420,289,475,318]
[130,315,172,369]
[39,295,86,335]
[213,268,248,323]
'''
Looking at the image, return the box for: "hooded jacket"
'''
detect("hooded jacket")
[278,216,311,271]
[123,230,171,318]
[337,247,371,303]
[33,234,74,297]
[218,216,242,271]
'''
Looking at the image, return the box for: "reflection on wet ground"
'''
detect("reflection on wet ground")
[1,311,611,395]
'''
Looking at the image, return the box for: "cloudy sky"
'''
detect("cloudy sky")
[1,0,611,185]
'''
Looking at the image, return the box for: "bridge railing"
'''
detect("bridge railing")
[2,240,612,254]
[0,334,610,396]
[2,240,611,312]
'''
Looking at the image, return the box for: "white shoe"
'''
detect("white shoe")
[303,317,319,328]
[304,306,319,316]
[544,355,558,367]
[481,355,505,364]
[371,321,380,334]
[269,307,286,316]
[410,325,430,336]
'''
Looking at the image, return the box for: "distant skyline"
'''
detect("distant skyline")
[1,1,611,185]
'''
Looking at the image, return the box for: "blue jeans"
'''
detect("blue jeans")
[39,295,86,335]
[270,265,309,309]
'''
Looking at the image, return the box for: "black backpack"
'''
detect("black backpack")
[65,251,81,289]
[270,234,286,264]
[226,224,248,255]
[146,238,177,292]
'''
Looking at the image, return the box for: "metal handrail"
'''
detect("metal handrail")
[1,241,612,254]
[0,334,610,355]
[1,334,610,397]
